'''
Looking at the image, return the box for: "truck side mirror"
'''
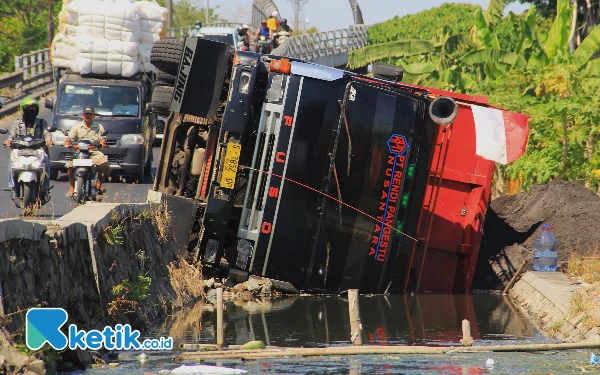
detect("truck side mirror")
[45,98,54,110]
[144,103,152,115]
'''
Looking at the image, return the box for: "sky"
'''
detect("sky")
[210,0,531,31]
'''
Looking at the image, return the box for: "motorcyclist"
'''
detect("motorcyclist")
[267,11,280,48]
[62,106,111,197]
[279,18,292,33]
[3,97,52,199]
[237,24,251,50]
[190,20,203,38]
[254,20,272,53]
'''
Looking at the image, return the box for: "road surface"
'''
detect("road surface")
[0,107,160,218]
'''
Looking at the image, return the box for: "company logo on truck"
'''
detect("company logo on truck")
[172,38,197,111]
[370,134,410,262]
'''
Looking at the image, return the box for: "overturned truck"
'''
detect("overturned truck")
[149,37,528,294]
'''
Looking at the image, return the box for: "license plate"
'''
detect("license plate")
[220,142,242,189]
[73,159,93,167]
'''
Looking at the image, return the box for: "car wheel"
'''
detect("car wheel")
[150,40,183,74]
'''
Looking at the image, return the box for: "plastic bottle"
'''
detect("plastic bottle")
[532,224,558,271]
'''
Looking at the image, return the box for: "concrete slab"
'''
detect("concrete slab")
[519,272,580,314]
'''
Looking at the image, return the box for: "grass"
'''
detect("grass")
[566,249,600,284]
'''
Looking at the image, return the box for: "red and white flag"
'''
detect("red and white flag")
[471,105,530,165]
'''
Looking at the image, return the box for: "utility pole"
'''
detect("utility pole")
[287,0,309,32]
[167,0,173,31]
[206,0,209,24]
[48,0,54,47]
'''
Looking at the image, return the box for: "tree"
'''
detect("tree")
[155,0,222,29]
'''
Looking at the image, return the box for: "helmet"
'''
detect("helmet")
[195,20,202,28]
[242,24,249,28]
[20,97,39,111]
[271,11,279,17]
[282,18,287,24]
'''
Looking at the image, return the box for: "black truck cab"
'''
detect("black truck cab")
[45,71,156,182]
[153,38,457,294]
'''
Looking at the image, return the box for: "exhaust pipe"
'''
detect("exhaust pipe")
[429,96,458,125]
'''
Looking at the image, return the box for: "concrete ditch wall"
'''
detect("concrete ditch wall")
[0,203,204,374]
[509,271,600,344]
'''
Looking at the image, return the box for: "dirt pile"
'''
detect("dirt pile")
[474,181,600,290]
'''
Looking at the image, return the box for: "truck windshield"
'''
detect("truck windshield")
[203,34,233,46]
[57,84,140,117]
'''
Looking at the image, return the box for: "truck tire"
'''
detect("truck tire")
[156,71,176,86]
[150,40,183,74]
[150,86,173,116]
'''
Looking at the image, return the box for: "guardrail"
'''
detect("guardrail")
[166,22,250,39]
[273,25,370,64]
[0,48,54,119]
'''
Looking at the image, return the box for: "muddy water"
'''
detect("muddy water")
[75,294,595,374]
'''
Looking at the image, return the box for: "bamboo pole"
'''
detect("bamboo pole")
[216,288,224,349]
[175,341,600,361]
[348,289,362,346]
[461,319,473,346]
[503,260,528,296]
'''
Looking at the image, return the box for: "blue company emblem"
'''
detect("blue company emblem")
[387,134,409,156]
[26,308,69,350]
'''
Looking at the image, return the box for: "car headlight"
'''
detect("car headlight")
[121,134,145,145]
[53,131,67,145]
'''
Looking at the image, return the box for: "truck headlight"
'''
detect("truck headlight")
[121,134,145,145]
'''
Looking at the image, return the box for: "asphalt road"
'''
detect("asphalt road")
[0,107,160,218]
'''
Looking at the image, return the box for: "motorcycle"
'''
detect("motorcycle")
[60,129,109,205]
[256,35,270,54]
[0,127,56,213]
[275,30,291,45]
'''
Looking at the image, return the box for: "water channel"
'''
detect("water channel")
[74,294,595,374]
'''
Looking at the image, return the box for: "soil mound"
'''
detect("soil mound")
[473,180,600,290]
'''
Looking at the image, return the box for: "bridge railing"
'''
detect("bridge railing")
[166,22,251,39]
[273,25,369,63]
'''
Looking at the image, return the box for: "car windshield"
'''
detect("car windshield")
[57,84,140,117]
[203,33,233,45]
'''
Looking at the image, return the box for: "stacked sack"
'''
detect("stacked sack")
[51,0,167,77]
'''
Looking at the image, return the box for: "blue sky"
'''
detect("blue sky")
[212,0,530,31]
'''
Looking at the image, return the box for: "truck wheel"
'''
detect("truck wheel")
[156,71,176,86]
[150,86,173,116]
[150,40,183,74]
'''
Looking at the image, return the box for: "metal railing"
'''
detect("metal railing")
[166,22,251,39]
[0,48,54,116]
[272,25,370,63]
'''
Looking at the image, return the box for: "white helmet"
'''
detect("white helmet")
[242,24,249,28]
[272,11,279,17]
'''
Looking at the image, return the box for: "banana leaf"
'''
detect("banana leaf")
[484,0,507,29]
[543,0,572,59]
[403,61,439,75]
[347,40,435,69]
[473,8,496,48]
[461,48,523,67]
[584,58,600,76]
[573,25,600,63]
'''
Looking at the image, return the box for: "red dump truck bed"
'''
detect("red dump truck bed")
[404,87,497,293]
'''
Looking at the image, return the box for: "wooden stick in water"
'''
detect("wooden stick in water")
[348,289,362,346]
[217,287,224,349]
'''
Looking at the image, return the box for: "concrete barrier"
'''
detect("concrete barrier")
[0,202,205,372]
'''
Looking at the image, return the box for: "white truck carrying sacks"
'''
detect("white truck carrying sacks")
[51,0,167,77]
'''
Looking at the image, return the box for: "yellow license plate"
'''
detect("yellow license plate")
[220,142,242,189]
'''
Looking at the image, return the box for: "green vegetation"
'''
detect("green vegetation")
[155,0,222,28]
[349,0,600,193]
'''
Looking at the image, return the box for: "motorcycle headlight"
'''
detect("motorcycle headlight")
[53,131,67,145]
[121,134,145,145]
